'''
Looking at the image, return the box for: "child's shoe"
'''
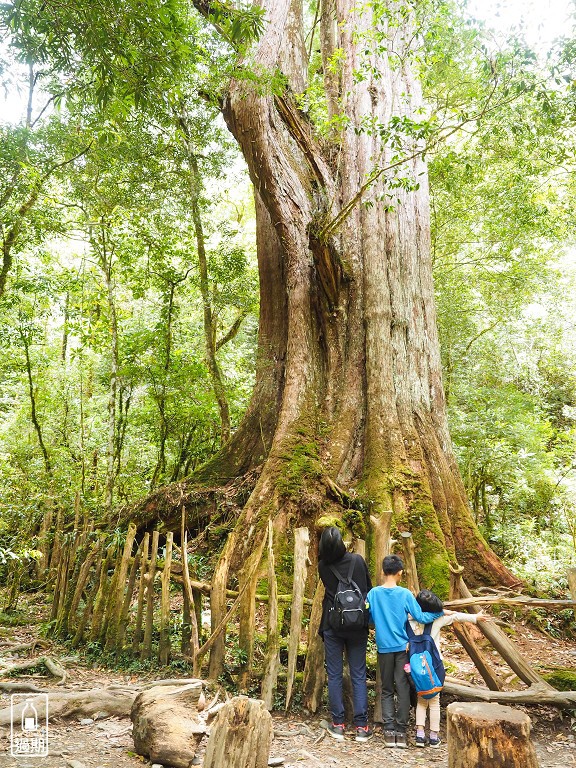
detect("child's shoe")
[429,735,441,748]
[415,734,426,747]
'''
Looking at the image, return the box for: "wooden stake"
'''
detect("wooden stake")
[457,577,554,689]
[141,530,160,660]
[181,531,200,671]
[370,514,389,585]
[132,532,150,653]
[567,568,576,601]
[261,520,280,710]
[449,566,501,691]
[301,579,326,713]
[117,540,144,650]
[105,522,137,650]
[400,531,419,594]
[72,551,104,647]
[90,545,115,642]
[158,532,173,665]
[285,527,310,709]
[238,548,261,690]
[66,540,101,636]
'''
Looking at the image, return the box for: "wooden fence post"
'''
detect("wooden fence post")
[132,532,150,653]
[158,532,173,665]
[261,519,280,710]
[285,527,310,709]
[141,530,160,660]
[400,531,419,594]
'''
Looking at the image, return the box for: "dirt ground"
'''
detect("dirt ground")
[0,619,575,768]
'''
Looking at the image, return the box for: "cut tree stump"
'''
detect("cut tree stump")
[131,681,207,768]
[203,696,273,768]
[447,701,539,768]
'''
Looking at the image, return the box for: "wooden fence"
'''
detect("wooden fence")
[5,516,325,708]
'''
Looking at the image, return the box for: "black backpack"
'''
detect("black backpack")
[327,557,367,632]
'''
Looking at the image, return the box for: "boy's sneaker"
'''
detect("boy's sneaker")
[326,723,345,740]
[415,734,426,747]
[355,725,374,742]
[383,730,396,747]
[429,736,441,748]
[395,732,408,748]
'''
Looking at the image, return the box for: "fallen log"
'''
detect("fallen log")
[0,655,67,684]
[446,596,576,609]
[444,680,576,709]
[131,681,207,768]
[0,686,137,727]
[447,702,538,768]
[0,682,43,693]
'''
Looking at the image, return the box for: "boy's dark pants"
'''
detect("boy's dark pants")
[323,628,368,726]
[378,650,410,733]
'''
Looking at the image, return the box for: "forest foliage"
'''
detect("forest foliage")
[0,0,575,591]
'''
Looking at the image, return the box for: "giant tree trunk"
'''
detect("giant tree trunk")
[190,0,518,679]
[142,0,518,674]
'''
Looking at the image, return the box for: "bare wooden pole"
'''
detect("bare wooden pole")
[261,519,280,710]
[400,531,419,594]
[181,530,200,672]
[66,540,102,636]
[567,568,576,601]
[446,596,576,609]
[105,522,137,650]
[301,579,325,713]
[457,577,554,689]
[285,527,310,709]
[72,552,104,647]
[132,532,150,653]
[448,567,501,691]
[90,545,115,642]
[158,532,174,665]
[141,530,160,660]
[117,540,144,650]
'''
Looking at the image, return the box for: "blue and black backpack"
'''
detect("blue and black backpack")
[406,621,445,699]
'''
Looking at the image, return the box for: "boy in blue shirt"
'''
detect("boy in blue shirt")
[366,554,443,748]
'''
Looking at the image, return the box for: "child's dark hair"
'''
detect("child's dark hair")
[319,526,347,565]
[382,554,404,575]
[416,589,443,613]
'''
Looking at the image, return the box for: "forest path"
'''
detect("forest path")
[1,620,575,767]
[0,699,573,768]
[268,711,574,768]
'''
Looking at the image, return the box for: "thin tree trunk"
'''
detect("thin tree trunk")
[19,327,51,475]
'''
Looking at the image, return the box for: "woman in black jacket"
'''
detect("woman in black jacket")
[318,526,373,742]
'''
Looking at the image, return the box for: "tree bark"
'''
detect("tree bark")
[447,702,539,768]
[140,0,521,677]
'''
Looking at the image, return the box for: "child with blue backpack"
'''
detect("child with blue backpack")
[366,555,444,748]
[408,589,488,747]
